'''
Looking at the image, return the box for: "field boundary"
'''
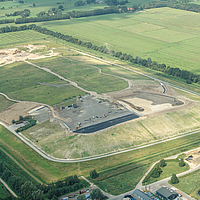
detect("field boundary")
[0,146,43,184]
[1,120,200,163]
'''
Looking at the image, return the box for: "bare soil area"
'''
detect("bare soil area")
[185,148,200,169]
[0,45,58,66]
[0,102,42,125]
[105,86,186,115]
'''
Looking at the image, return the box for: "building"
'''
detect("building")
[155,187,178,200]
[134,189,154,200]
[123,195,136,200]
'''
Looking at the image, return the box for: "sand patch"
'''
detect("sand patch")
[0,102,42,125]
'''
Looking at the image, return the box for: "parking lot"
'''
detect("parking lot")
[57,95,136,133]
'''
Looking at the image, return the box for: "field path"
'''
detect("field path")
[60,55,133,89]
[24,60,97,96]
[0,178,18,198]
[0,92,19,103]
[0,146,43,184]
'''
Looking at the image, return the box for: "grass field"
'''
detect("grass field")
[175,169,200,199]
[2,124,200,195]
[0,0,151,18]
[0,61,86,105]
[30,56,128,93]
[0,30,49,47]
[31,7,200,74]
[0,95,15,112]
[0,183,10,199]
[145,159,189,185]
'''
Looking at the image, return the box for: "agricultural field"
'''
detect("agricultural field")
[0,95,15,112]
[0,31,48,47]
[0,61,86,105]
[33,7,200,74]
[0,0,151,18]
[31,56,129,93]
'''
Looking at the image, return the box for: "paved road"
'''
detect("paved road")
[0,178,18,198]
[1,120,200,163]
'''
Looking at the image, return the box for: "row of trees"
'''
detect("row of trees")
[1,159,86,199]
[0,19,14,24]
[15,6,120,24]
[74,0,96,7]
[142,0,200,13]
[5,9,31,18]
[0,24,199,84]
[105,0,129,6]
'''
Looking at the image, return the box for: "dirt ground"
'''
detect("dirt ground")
[185,148,200,168]
[0,45,58,66]
[0,102,43,125]
[104,86,186,115]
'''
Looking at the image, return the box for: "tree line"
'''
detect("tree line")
[142,0,200,13]
[0,24,199,84]
[0,159,87,200]
[74,0,96,7]
[0,19,14,24]
[5,9,31,18]
[15,6,119,24]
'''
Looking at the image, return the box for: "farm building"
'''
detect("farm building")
[155,187,178,200]
[134,189,154,200]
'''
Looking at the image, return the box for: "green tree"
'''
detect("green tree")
[160,159,167,167]
[32,189,45,200]
[33,3,35,6]
[19,115,23,121]
[151,165,162,178]
[0,161,5,173]
[12,119,15,124]
[77,194,87,200]
[171,174,179,184]
[90,188,103,200]
[20,181,36,199]
[179,159,186,167]
[90,169,99,179]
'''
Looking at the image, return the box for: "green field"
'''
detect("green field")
[0,61,86,105]
[0,95,15,112]
[31,7,200,74]
[0,0,151,18]
[175,169,200,199]
[30,56,128,93]
[2,124,200,195]
[0,183,10,199]
[0,30,49,47]
[144,159,189,185]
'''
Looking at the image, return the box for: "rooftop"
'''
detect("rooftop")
[156,187,178,198]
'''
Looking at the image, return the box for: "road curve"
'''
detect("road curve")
[70,49,200,96]
[1,120,200,163]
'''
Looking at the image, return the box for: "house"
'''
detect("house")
[134,189,154,200]
[155,187,178,200]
